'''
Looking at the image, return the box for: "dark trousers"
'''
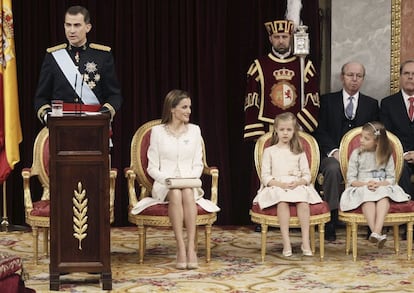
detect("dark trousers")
[320,157,345,211]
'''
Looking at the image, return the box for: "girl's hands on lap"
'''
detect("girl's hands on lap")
[367,180,379,191]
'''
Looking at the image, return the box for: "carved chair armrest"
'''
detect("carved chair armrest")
[125,167,139,207]
[21,168,34,213]
[203,166,219,205]
[109,168,117,215]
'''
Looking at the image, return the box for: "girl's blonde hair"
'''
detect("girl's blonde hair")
[362,121,393,166]
[270,112,303,154]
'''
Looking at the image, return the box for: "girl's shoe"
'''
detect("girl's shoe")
[369,232,380,243]
[176,262,187,269]
[187,262,199,269]
[282,249,292,257]
[301,245,313,256]
[377,234,387,249]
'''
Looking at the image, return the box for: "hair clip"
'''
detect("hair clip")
[368,122,380,136]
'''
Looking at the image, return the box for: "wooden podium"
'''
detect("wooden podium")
[48,114,112,290]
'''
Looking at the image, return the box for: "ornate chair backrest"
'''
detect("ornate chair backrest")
[339,127,404,183]
[130,119,210,199]
[254,131,320,185]
[30,127,50,200]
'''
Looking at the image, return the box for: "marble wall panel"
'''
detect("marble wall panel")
[331,0,390,100]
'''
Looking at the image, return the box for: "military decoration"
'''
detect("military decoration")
[83,61,99,89]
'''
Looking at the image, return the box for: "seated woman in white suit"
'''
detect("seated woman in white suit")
[145,89,219,269]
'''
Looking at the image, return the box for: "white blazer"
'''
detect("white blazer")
[131,123,220,215]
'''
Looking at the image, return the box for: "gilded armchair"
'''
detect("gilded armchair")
[249,131,330,261]
[338,127,414,261]
[125,119,219,264]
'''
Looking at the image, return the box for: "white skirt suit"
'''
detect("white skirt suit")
[131,123,219,214]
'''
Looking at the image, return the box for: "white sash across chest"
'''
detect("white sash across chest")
[51,49,100,105]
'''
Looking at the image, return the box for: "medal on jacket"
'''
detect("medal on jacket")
[84,61,98,89]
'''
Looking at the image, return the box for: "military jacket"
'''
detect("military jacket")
[34,42,122,122]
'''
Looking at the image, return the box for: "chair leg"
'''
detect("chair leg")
[351,223,358,261]
[318,223,325,260]
[194,226,199,254]
[260,224,268,263]
[205,224,212,263]
[43,228,49,256]
[138,225,145,264]
[32,226,39,265]
[345,224,351,255]
[393,224,400,255]
[144,226,147,252]
[310,225,316,254]
[407,222,413,261]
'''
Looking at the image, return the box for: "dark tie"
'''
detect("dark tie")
[409,97,414,121]
[345,96,354,119]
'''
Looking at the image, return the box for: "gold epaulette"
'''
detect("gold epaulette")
[46,43,67,53]
[90,43,111,52]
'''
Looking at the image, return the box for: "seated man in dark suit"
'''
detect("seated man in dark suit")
[381,59,414,198]
[313,62,379,241]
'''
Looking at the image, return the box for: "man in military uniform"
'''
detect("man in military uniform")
[34,5,122,124]
[244,19,319,140]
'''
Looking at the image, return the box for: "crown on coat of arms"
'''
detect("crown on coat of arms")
[273,68,295,81]
[264,19,294,35]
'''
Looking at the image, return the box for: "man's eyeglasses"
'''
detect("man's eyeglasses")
[343,73,364,79]
[402,71,414,78]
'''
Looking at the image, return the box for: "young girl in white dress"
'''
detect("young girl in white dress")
[340,122,410,248]
[253,112,322,257]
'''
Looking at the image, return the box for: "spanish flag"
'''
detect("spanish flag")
[0,0,22,184]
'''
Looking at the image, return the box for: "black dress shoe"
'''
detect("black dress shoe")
[254,225,261,232]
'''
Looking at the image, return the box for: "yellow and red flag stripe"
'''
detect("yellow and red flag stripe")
[0,0,22,183]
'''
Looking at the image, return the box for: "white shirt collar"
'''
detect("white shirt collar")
[271,47,292,59]
[342,89,359,104]
[401,89,414,109]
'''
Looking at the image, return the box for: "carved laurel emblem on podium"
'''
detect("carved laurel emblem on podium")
[73,182,88,250]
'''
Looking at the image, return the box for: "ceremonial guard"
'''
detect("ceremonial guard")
[34,5,122,124]
[243,19,319,140]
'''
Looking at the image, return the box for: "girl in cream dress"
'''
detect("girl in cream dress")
[253,112,322,257]
[340,122,410,248]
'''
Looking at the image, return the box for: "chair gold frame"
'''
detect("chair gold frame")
[22,127,117,264]
[249,131,331,261]
[338,126,414,261]
[125,119,219,264]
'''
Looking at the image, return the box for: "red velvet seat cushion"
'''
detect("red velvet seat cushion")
[0,255,22,280]
[342,200,414,214]
[29,200,50,217]
[139,204,210,216]
[251,201,330,216]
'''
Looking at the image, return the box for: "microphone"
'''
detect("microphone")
[79,75,84,113]
[74,73,79,114]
